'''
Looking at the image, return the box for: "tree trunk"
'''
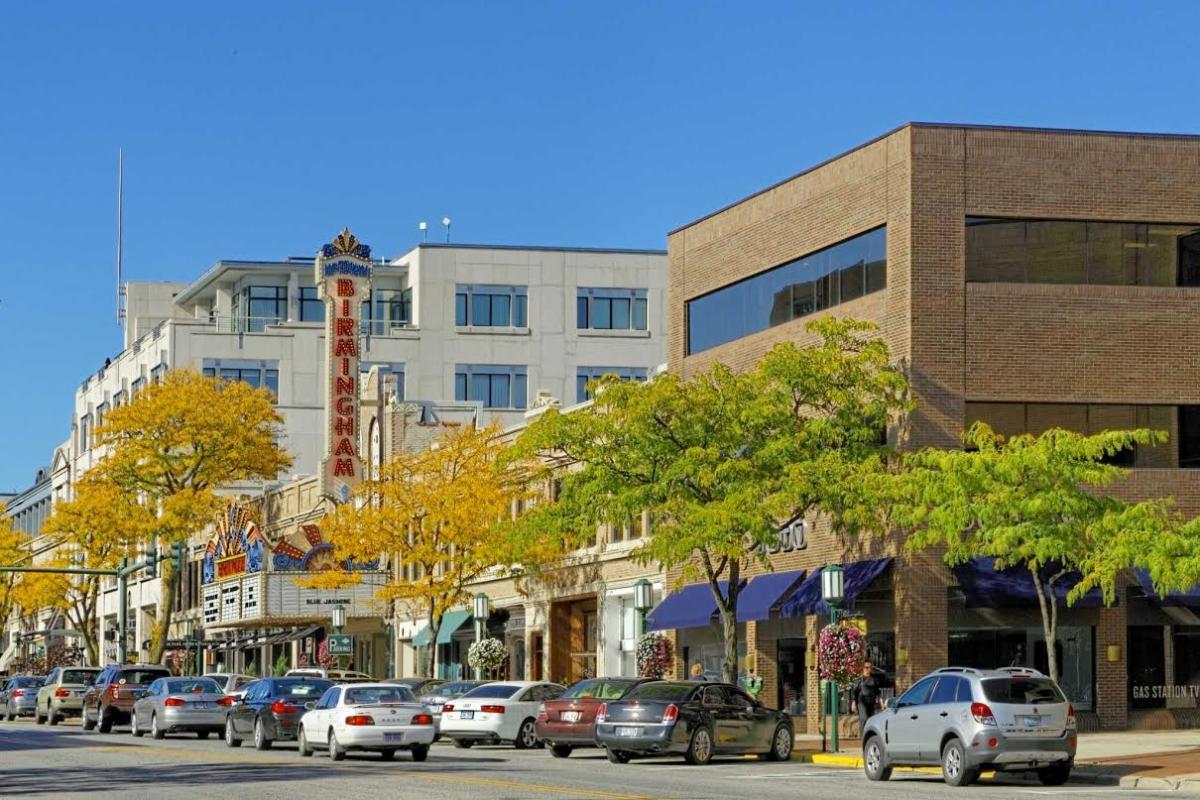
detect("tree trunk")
[707,559,741,685]
[150,559,180,664]
[1030,567,1061,682]
[424,601,442,677]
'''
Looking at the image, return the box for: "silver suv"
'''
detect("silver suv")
[862,667,1077,787]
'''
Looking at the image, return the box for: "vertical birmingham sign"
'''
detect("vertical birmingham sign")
[317,229,372,502]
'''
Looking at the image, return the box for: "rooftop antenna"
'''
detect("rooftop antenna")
[418,221,428,242]
[116,147,125,325]
[442,216,451,243]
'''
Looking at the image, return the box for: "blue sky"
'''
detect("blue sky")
[1,1,1198,490]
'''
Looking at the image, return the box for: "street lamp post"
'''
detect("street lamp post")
[633,579,653,638]
[331,605,347,670]
[821,564,845,753]
[472,593,489,680]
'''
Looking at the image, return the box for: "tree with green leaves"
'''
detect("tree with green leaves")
[893,423,1200,682]
[513,318,909,683]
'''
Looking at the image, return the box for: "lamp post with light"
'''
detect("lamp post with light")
[331,605,347,670]
[821,564,845,753]
[473,593,490,680]
[633,579,653,637]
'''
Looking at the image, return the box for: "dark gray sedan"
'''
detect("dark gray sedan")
[131,677,228,739]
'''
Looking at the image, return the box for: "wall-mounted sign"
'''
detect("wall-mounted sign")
[316,229,372,502]
[203,505,266,584]
[761,517,809,554]
[203,571,387,628]
[271,523,380,573]
[220,583,241,623]
[203,585,220,625]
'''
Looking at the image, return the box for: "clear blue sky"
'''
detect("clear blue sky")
[2,1,1198,490]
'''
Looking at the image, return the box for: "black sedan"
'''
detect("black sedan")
[224,677,332,750]
[594,681,793,765]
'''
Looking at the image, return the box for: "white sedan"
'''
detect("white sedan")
[440,681,565,749]
[298,683,436,761]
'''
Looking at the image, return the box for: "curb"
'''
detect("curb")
[1120,776,1200,793]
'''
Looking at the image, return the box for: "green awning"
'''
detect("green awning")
[411,609,473,647]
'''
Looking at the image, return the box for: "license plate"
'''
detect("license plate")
[192,703,209,710]
[459,710,474,720]
[615,726,641,737]
[562,711,581,723]
[1018,715,1042,726]
[384,732,404,743]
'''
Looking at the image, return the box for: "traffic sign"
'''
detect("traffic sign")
[327,634,353,656]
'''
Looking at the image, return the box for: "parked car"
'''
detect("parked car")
[225,677,333,750]
[440,681,565,749]
[131,677,227,740]
[35,667,100,725]
[284,668,374,684]
[537,677,650,758]
[82,665,172,733]
[384,677,446,696]
[594,681,794,765]
[298,682,435,761]
[417,679,485,736]
[203,673,255,699]
[2,675,46,720]
[862,666,1077,787]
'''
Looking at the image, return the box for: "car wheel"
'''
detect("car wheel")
[5,703,15,722]
[254,718,272,750]
[131,711,144,738]
[197,731,210,740]
[550,744,573,758]
[452,739,474,749]
[606,748,631,764]
[82,706,96,731]
[765,724,793,762]
[863,735,891,781]
[98,708,113,734]
[329,729,346,761]
[151,713,165,740]
[225,717,242,748]
[35,706,45,725]
[380,748,396,761]
[941,738,975,787]
[411,744,429,762]
[48,709,59,727]
[514,718,538,749]
[298,727,314,757]
[1038,761,1072,786]
[684,726,713,766]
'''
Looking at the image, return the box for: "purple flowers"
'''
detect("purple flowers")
[636,632,675,679]
[817,623,867,684]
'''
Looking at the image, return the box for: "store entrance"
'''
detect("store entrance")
[1129,626,1166,709]
[777,638,806,715]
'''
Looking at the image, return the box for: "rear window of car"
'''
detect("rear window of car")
[166,679,221,694]
[561,680,640,700]
[462,684,520,699]
[62,670,99,685]
[274,679,331,697]
[344,686,415,704]
[14,677,43,687]
[424,681,476,698]
[625,683,695,702]
[118,670,169,685]
[981,678,1066,704]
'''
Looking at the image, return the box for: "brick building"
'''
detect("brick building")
[661,123,1200,732]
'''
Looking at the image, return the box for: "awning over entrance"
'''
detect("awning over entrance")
[736,570,807,622]
[779,558,893,617]
[953,557,1104,608]
[1134,569,1200,608]
[647,581,737,631]
[265,625,322,646]
[412,609,473,647]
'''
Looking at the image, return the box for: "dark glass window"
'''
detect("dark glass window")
[578,289,649,331]
[930,676,962,704]
[1180,406,1200,468]
[299,287,324,322]
[363,289,411,335]
[455,285,528,328]
[686,226,886,355]
[454,365,527,409]
[244,286,287,332]
[576,367,648,402]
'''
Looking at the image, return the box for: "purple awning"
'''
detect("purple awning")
[779,558,893,617]
[953,557,1105,608]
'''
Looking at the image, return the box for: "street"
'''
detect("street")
[0,719,1183,800]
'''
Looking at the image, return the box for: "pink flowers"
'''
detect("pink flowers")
[636,632,675,679]
[817,623,866,684]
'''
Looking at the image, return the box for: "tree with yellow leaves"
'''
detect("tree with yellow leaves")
[92,370,292,663]
[0,511,31,649]
[310,423,545,676]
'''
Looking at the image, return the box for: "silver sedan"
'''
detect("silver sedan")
[130,677,228,740]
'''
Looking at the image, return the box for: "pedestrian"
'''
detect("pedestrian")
[850,660,881,733]
[689,662,705,681]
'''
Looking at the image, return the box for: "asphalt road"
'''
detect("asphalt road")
[0,718,1183,800]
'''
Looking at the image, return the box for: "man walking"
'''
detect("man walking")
[850,660,881,733]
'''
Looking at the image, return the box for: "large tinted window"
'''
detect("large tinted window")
[981,677,1065,704]
[897,677,935,707]
[561,679,642,700]
[930,676,963,704]
[166,679,222,694]
[686,227,885,355]
[62,670,99,685]
[274,679,332,697]
[461,684,521,699]
[345,686,415,704]
[119,669,170,685]
[625,683,696,702]
[967,218,1200,287]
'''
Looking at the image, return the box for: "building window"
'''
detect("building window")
[203,361,280,398]
[578,288,648,332]
[576,367,649,403]
[131,377,146,397]
[1180,407,1200,468]
[112,390,125,409]
[454,365,528,409]
[685,226,886,355]
[454,285,528,328]
[150,364,167,384]
[610,511,646,543]
[95,402,108,431]
[243,285,287,332]
[966,218,1200,287]
[363,288,413,335]
[299,286,324,322]
[78,415,91,451]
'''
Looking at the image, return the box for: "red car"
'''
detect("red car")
[536,677,650,757]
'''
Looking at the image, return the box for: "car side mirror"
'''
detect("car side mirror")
[304,702,316,711]
[884,697,898,710]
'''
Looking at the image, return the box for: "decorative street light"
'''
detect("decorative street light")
[633,578,653,637]
[331,604,347,633]
[473,593,490,680]
[821,564,845,753]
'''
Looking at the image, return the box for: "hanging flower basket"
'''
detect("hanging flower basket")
[468,638,508,674]
[817,622,867,685]
[636,632,674,679]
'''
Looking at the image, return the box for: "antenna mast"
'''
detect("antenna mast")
[116,147,125,325]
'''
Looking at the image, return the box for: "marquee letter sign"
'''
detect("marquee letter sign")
[316,228,372,501]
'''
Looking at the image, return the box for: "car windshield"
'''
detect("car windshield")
[13,677,43,687]
[166,679,221,694]
[344,686,415,704]
[561,680,639,700]
[62,670,99,684]
[274,679,331,697]
[424,682,475,698]
[461,684,520,699]
[981,677,1066,705]
[387,679,422,688]
[625,683,695,702]
[118,670,168,685]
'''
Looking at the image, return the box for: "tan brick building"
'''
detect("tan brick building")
[664,123,1200,732]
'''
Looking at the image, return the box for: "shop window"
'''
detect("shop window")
[776,638,807,716]
[1129,625,1166,709]
[1174,627,1200,691]
[1180,406,1200,468]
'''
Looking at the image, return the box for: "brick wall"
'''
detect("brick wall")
[1096,588,1130,730]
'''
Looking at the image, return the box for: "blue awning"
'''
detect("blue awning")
[779,558,893,617]
[736,570,807,622]
[411,609,473,647]
[1134,569,1200,608]
[647,581,736,631]
[953,558,1104,608]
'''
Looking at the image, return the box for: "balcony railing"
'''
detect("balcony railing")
[209,316,415,335]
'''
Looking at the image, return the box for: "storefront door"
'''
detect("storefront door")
[777,639,806,715]
[1129,626,1166,709]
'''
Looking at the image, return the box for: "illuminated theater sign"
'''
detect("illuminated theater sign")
[316,229,372,502]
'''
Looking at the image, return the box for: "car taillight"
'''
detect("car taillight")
[164,697,186,707]
[662,704,678,723]
[11,690,23,698]
[345,714,374,726]
[412,713,432,725]
[480,705,505,714]
[55,688,70,698]
[1067,703,1077,730]
[596,703,607,723]
[271,700,297,715]
[217,696,235,706]
[442,704,454,712]
[536,703,547,722]
[970,702,996,726]
[109,685,120,699]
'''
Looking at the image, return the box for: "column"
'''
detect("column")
[287,271,299,322]
[746,620,777,709]
[1095,588,1129,730]
[893,550,948,690]
[805,615,821,735]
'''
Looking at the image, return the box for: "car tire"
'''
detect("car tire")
[48,710,59,727]
[98,708,113,734]
[225,717,242,748]
[765,724,793,762]
[254,718,272,750]
[411,744,429,762]
[35,707,45,725]
[151,713,165,740]
[452,739,474,749]
[1038,761,1072,786]
[684,726,713,766]
[82,706,96,731]
[329,729,346,761]
[514,718,538,749]
[5,704,15,722]
[863,735,891,781]
[380,748,396,761]
[298,727,314,757]
[131,711,144,737]
[941,738,974,787]
[550,744,573,758]
[606,748,631,764]
[197,731,210,740]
